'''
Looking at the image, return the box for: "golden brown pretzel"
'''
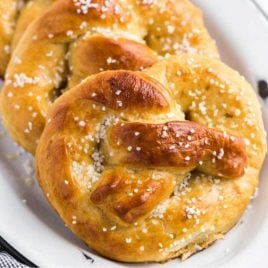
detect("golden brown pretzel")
[36,54,266,262]
[0,0,218,153]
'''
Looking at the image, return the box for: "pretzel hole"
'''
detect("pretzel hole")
[184,111,191,121]
[49,78,68,102]
[47,44,70,103]
[224,113,234,118]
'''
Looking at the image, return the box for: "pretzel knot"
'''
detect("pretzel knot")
[0,0,218,153]
[36,55,266,262]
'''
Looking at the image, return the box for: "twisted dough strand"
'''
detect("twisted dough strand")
[109,120,246,178]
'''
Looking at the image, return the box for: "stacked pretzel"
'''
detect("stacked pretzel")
[0,0,218,153]
[0,0,267,263]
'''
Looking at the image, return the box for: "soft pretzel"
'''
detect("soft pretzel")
[36,54,267,262]
[0,0,218,153]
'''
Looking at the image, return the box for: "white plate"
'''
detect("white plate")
[1,0,268,267]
